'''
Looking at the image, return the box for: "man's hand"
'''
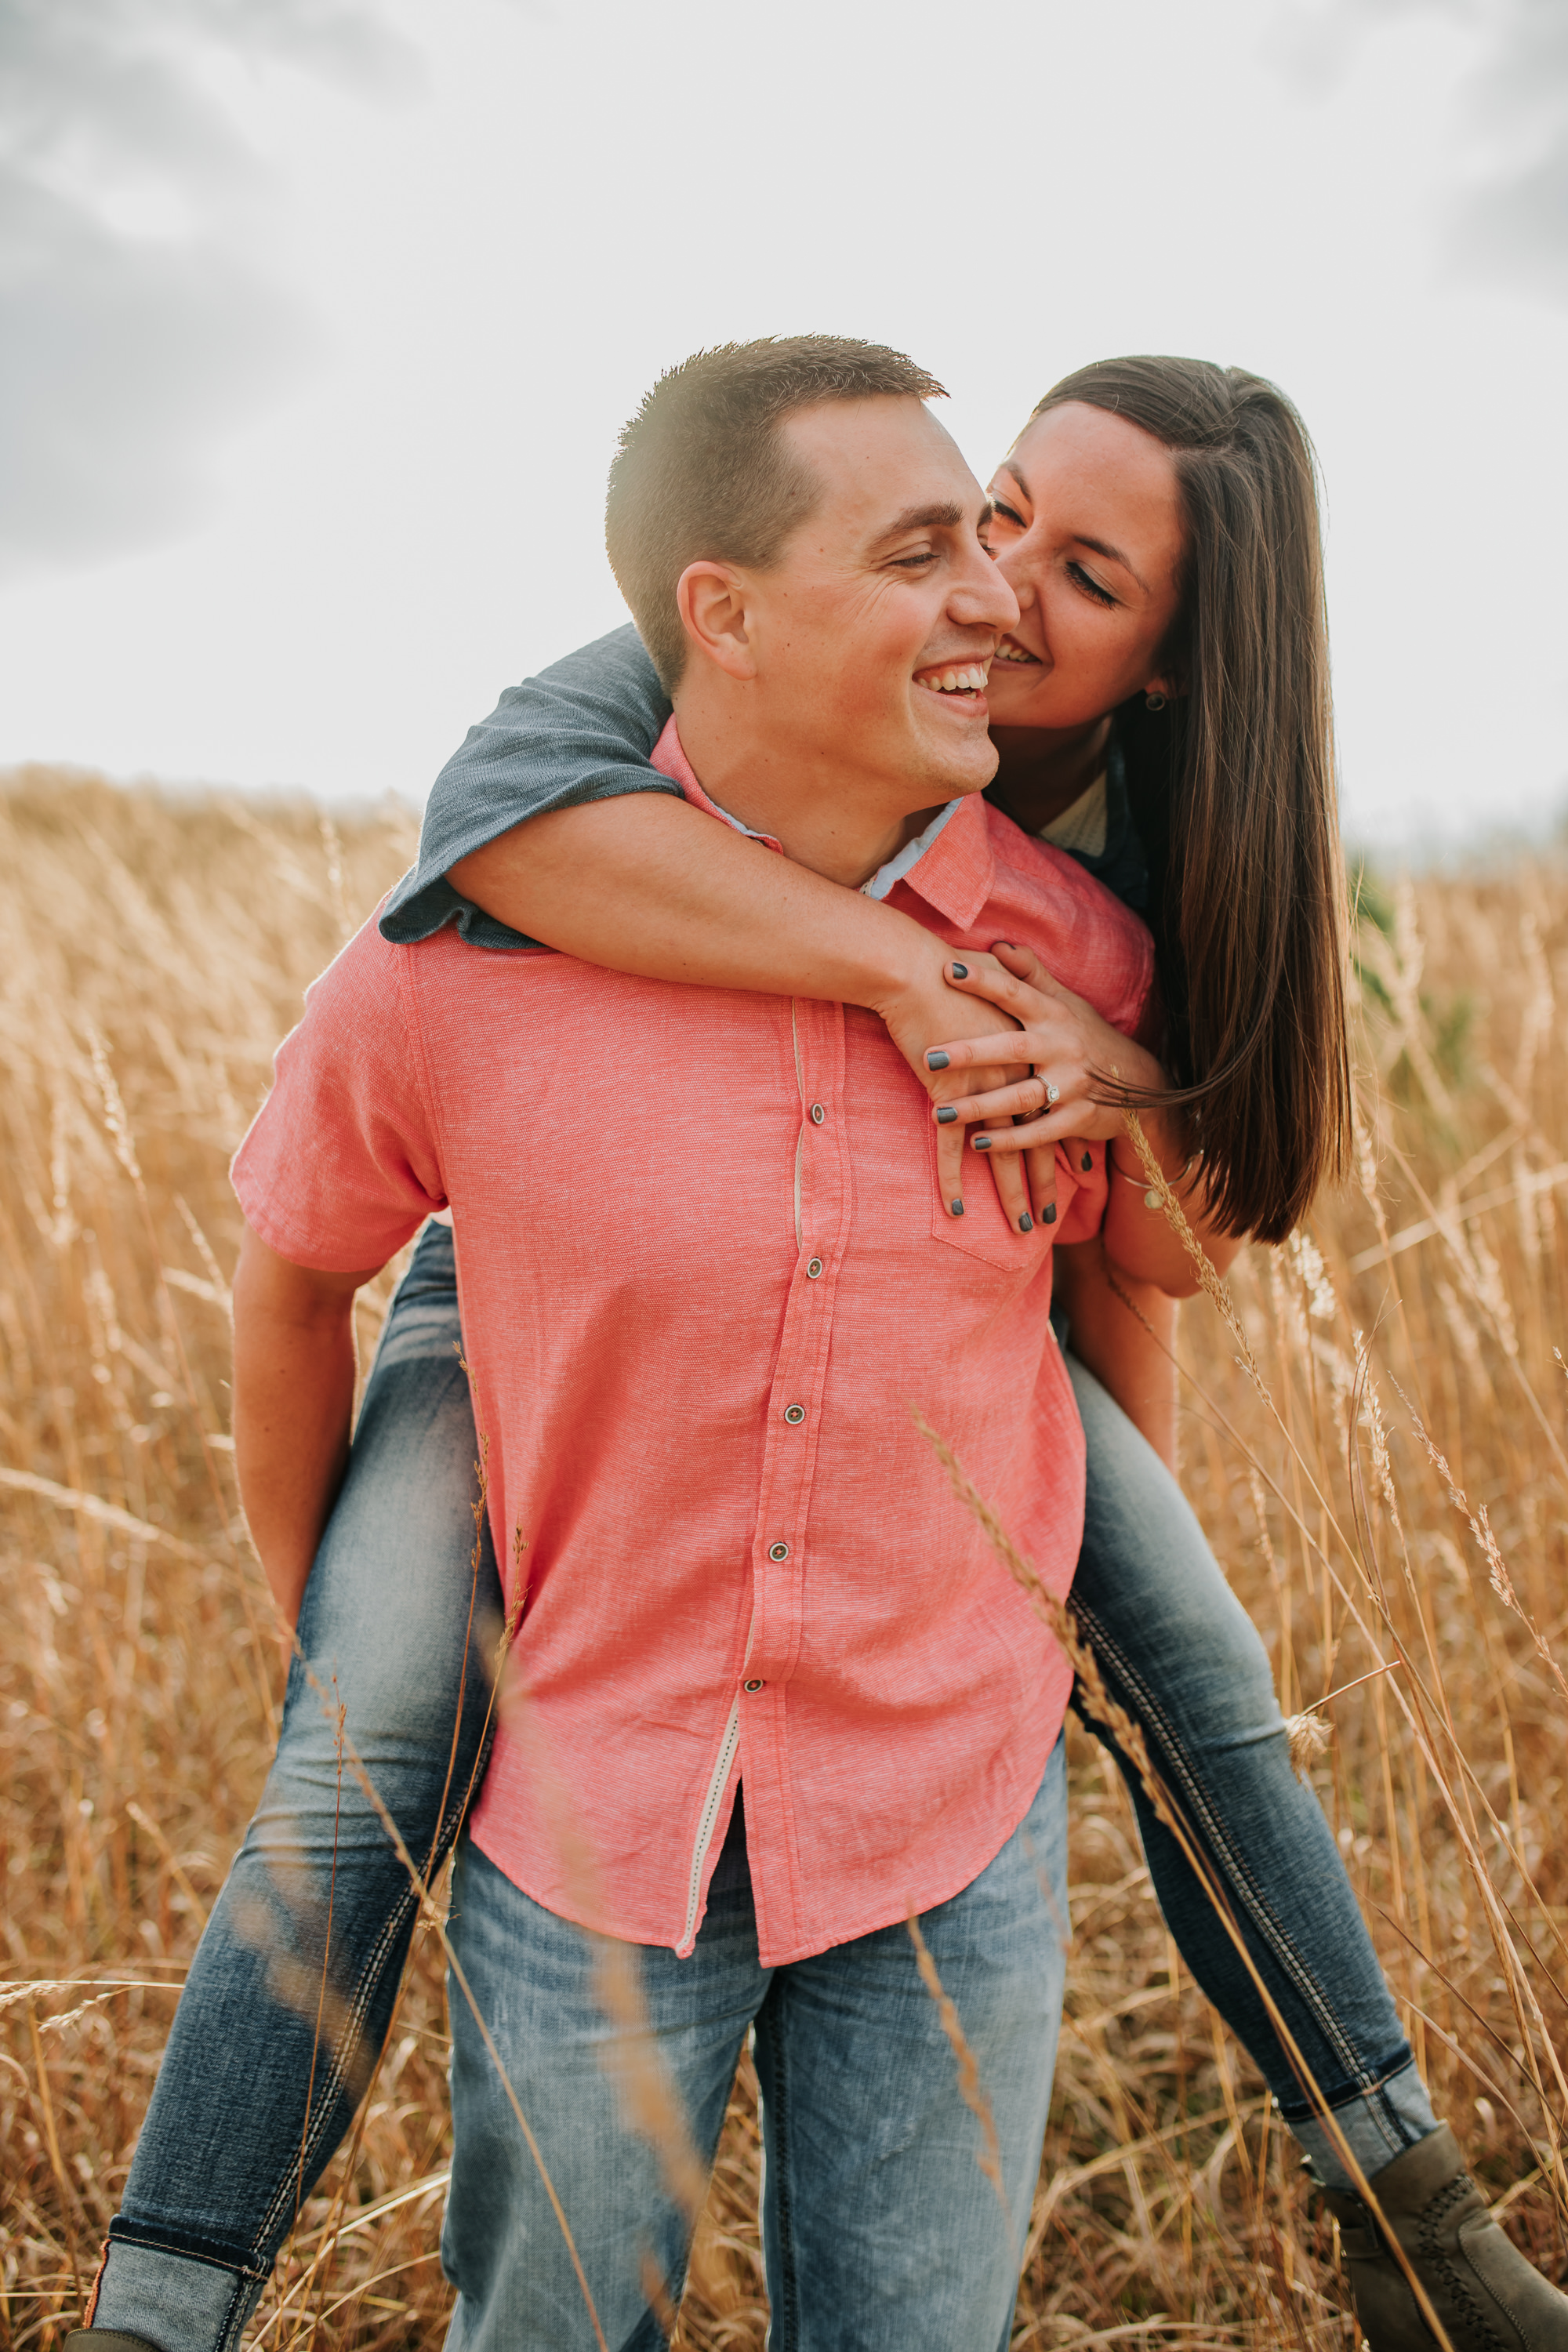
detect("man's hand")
[233,1224,384,1642]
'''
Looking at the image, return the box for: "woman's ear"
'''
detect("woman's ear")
[676,562,757,681]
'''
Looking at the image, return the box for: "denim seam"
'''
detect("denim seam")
[249,1777,477,2265]
[759,2015,800,2352]
[215,2267,261,2352]
[1073,1596,1374,2102]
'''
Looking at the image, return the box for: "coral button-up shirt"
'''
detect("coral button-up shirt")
[232,721,1152,1965]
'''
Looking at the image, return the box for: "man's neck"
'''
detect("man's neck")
[672,701,946,891]
[987,717,1112,837]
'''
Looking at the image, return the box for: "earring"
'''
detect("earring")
[1145,691,1167,712]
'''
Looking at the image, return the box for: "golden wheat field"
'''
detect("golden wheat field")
[2,767,1566,2350]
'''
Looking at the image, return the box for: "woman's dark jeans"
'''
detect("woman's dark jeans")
[96,1223,1434,2350]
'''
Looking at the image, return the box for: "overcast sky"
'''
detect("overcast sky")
[2,0,1566,851]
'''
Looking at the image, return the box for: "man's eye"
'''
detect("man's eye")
[893,550,938,569]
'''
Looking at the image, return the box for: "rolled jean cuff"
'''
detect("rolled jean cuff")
[1283,2058,1441,2190]
[93,2227,267,2352]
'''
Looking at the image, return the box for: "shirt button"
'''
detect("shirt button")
[744,1679,764,1692]
[783,1403,805,1425]
[768,1541,790,1562]
[806,1257,823,1279]
[810,1103,825,1125]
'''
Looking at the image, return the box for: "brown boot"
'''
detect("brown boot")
[62,2336,165,2352]
[1322,2124,1568,2349]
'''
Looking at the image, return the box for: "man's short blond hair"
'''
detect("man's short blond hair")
[604,335,946,691]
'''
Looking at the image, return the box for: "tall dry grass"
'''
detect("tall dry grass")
[2,768,1565,2349]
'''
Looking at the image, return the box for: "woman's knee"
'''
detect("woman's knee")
[296,1359,496,1651]
[1066,1355,1282,1737]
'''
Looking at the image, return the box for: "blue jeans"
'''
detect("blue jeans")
[96,1221,1435,2350]
[1065,1353,1433,2183]
[442,1751,1067,2352]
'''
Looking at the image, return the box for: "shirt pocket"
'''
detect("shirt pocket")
[928,1131,1084,1275]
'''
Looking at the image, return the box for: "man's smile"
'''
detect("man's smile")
[913,658,992,702]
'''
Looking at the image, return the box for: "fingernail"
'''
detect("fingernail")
[1080,1151,1093,1172]
[973,1134,991,1150]
[1018,1214,1033,1232]
[936,1105,957,1124]
[926,1050,950,1071]
[950,1198,965,1218]
[1044,1204,1057,1225]
[950,963,968,979]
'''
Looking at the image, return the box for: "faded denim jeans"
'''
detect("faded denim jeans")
[95,1220,1434,2350]
[441,1748,1068,2352]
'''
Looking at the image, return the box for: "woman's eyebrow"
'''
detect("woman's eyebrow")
[1073,532,1149,593]
[995,459,1150,593]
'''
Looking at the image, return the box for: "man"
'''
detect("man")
[129,339,1176,2347]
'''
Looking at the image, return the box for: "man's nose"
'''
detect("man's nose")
[949,541,1020,636]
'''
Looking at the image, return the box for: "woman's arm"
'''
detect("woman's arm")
[453,799,1037,1225]
[1054,1243,1179,1473]
[383,625,679,950]
[389,629,1031,1218]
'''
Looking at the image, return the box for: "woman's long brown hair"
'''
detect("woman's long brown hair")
[1033,356,1352,1244]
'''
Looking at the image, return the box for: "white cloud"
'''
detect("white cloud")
[0,0,417,576]
[0,0,1564,850]
[1278,0,1568,301]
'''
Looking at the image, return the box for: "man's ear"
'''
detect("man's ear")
[677,561,758,682]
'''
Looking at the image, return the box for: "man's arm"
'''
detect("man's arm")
[1054,1243,1180,1474]
[232,1222,386,1632]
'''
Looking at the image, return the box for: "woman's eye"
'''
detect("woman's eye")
[988,499,1025,532]
[1067,561,1117,608]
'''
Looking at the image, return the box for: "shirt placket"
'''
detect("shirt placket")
[735,996,851,1956]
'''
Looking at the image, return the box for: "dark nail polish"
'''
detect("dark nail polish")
[950,963,968,979]
[973,1134,991,1150]
[936,1105,957,1124]
[1018,1214,1033,1233]
[1081,1151,1093,1172]
[950,1199,965,1218]
[926,1050,950,1071]
[1044,1204,1057,1225]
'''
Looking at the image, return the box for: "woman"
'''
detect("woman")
[81,358,1567,2352]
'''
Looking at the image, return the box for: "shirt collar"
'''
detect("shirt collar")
[650,717,997,928]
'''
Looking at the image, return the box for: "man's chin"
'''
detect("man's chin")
[908,709,999,799]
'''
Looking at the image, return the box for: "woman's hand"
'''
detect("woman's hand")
[919,942,1171,1226]
[868,944,1036,1232]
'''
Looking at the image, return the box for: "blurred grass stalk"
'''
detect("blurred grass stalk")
[2,771,1565,2348]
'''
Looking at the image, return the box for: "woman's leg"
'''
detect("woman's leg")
[89,1221,500,2352]
[1063,1348,1439,2187]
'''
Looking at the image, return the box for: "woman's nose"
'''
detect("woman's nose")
[999,550,1036,608]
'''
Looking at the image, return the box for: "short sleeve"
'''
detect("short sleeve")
[232,920,446,1271]
[380,624,677,953]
